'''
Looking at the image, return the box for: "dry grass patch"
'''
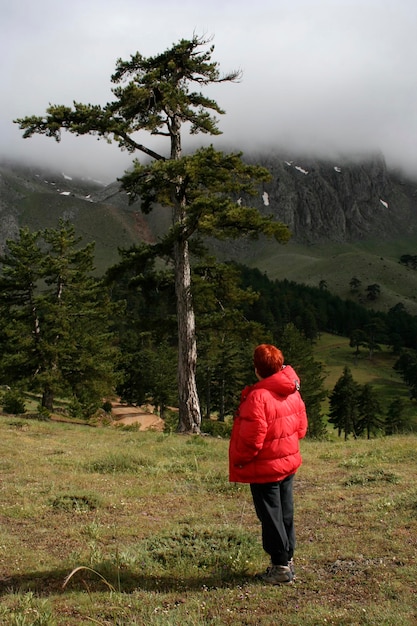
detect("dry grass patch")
[0,416,416,625]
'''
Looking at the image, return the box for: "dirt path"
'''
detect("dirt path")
[110,401,164,431]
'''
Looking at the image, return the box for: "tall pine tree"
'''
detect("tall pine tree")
[15,35,290,433]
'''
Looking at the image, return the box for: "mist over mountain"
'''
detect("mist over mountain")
[2,151,417,316]
[3,151,417,248]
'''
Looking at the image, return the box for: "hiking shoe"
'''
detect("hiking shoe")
[288,558,296,578]
[259,564,293,585]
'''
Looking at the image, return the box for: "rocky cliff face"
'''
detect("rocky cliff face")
[249,153,417,243]
[2,154,417,255]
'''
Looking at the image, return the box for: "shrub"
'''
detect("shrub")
[163,409,180,433]
[37,404,51,420]
[85,452,155,474]
[102,400,113,413]
[50,493,101,512]
[2,389,26,414]
[68,396,83,419]
[138,524,258,578]
[200,418,232,438]
[162,412,233,436]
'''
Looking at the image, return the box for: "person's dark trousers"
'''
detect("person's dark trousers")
[250,474,295,566]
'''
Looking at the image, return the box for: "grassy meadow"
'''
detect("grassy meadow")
[0,412,416,625]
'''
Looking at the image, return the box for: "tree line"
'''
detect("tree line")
[238,265,417,352]
[245,264,417,386]
[0,222,328,436]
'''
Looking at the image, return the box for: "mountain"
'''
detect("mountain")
[211,152,417,316]
[0,160,154,273]
[1,154,417,315]
[242,151,417,242]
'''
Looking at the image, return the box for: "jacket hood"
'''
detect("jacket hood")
[239,365,300,403]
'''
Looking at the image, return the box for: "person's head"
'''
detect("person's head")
[253,344,284,379]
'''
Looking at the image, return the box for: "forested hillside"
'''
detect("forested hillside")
[1,194,416,436]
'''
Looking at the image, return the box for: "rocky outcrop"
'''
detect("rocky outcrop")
[249,153,417,243]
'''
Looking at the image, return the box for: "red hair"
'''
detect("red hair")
[253,344,284,379]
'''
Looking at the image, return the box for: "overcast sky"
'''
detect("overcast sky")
[2,0,417,182]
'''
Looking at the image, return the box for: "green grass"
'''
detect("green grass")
[0,415,416,625]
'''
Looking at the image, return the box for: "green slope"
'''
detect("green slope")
[0,163,149,275]
[243,236,417,316]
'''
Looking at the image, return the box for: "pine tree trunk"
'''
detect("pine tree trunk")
[42,386,54,411]
[174,236,201,433]
[170,114,201,433]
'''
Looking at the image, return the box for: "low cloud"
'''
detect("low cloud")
[2,0,417,181]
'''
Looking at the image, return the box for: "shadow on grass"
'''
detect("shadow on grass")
[0,567,254,597]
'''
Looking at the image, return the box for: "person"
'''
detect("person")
[229,343,308,584]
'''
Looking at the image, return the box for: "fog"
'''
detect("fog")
[2,0,417,182]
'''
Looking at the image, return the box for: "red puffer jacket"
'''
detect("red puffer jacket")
[229,365,308,483]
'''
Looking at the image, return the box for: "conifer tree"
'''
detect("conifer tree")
[0,221,119,414]
[349,276,362,293]
[394,349,417,399]
[198,336,254,422]
[15,35,290,432]
[385,398,409,435]
[193,258,267,420]
[328,366,361,440]
[0,227,45,391]
[119,340,177,418]
[363,317,386,360]
[349,329,368,364]
[357,383,384,439]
